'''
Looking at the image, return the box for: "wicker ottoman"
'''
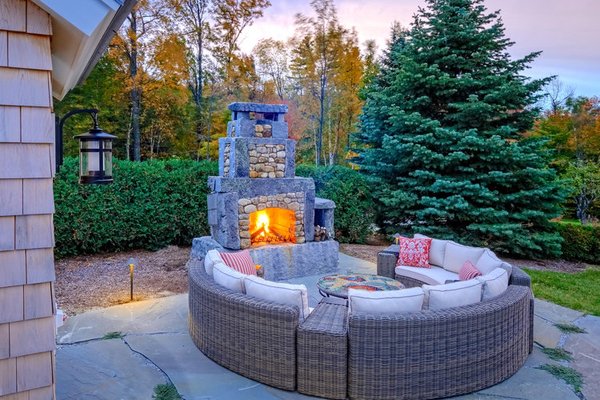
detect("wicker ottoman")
[297,297,348,399]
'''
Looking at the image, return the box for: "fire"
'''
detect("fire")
[249,208,296,246]
[256,211,270,235]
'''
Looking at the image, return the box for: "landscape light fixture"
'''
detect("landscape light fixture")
[55,108,117,184]
[128,257,136,301]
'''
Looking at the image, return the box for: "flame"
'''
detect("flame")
[248,208,297,246]
[256,210,270,236]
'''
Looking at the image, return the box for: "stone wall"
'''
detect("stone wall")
[238,192,305,249]
[254,123,272,138]
[248,143,286,178]
[223,142,231,176]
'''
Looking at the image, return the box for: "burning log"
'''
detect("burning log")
[251,226,267,241]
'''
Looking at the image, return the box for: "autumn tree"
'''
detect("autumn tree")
[212,0,271,90]
[291,0,341,165]
[359,39,379,99]
[533,96,600,168]
[111,0,173,160]
[564,161,600,224]
[54,57,129,159]
[143,33,193,158]
[291,0,363,166]
[254,38,290,101]
[533,95,600,222]
[326,29,363,164]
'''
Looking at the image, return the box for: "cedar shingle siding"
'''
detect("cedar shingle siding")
[0,0,55,397]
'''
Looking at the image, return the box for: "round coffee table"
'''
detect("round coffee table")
[317,273,405,299]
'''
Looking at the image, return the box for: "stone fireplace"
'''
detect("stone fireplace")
[192,102,338,280]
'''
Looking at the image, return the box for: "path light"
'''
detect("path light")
[55,108,117,184]
[128,257,136,301]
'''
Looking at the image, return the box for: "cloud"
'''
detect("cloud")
[239,0,600,96]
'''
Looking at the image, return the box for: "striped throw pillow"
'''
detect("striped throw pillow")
[459,260,482,281]
[220,250,257,276]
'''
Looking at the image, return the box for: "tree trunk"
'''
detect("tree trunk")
[316,76,326,166]
[129,12,141,161]
[131,87,141,161]
[576,192,590,224]
[205,96,213,160]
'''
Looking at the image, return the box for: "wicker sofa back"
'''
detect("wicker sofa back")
[188,258,299,390]
[348,284,532,400]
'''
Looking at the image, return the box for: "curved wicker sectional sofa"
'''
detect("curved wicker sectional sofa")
[188,250,534,400]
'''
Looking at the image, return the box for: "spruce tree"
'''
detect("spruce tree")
[358,0,566,257]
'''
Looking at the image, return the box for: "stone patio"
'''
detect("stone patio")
[56,254,598,400]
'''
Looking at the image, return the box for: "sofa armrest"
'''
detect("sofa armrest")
[377,251,397,279]
[510,266,531,288]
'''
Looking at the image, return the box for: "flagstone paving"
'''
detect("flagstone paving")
[56,254,597,400]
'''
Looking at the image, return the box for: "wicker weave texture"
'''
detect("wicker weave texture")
[188,259,299,391]
[348,285,532,400]
[377,252,397,279]
[297,297,348,399]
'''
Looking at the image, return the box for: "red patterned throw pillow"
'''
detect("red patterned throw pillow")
[459,260,482,281]
[397,237,432,268]
[220,250,257,276]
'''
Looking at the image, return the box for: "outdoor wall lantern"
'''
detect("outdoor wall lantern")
[55,108,117,184]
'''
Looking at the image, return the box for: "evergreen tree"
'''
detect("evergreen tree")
[358,0,566,257]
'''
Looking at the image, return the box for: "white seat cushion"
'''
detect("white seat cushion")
[477,268,509,300]
[204,249,224,276]
[442,242,485,273]
[212,262,245,293]
[349,287,425,314]
[414,234,449,266]
[244,275,311,321]
[476,249,513,276]
[423,279,482,310]
[395,265,458,285]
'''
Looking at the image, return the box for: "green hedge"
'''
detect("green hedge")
[54,158,217,258]
[554,222,600,264]
[297,165,377,243]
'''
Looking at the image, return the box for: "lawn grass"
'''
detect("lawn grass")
[102,331,124,340]
[541,347,573,361]
[556,218,582,226]
[538,364,583,394]
[523,267,600,316]
[152,383,182,400]
[555,323,587,334]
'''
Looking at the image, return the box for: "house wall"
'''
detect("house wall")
[0,1,56,399]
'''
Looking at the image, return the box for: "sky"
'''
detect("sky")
[238,0,600,98]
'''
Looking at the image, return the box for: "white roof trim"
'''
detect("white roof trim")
[33,0,135,99]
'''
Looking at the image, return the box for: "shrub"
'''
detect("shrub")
[554,221,600,264]
[54,157,217,258]
[296,165,376,243]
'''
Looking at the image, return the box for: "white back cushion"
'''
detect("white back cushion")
[212,262,245,293]
[244,275,311,321]
[414,234,448,266]
[204,249,224,276]
[477,268,509,300]
[423,279,482,310]
[476,249,513,276]
[442,242,485,273]
[349,287,424,314]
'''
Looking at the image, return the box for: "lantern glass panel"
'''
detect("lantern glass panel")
[103,140,113,177]
[80,140,100,176]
